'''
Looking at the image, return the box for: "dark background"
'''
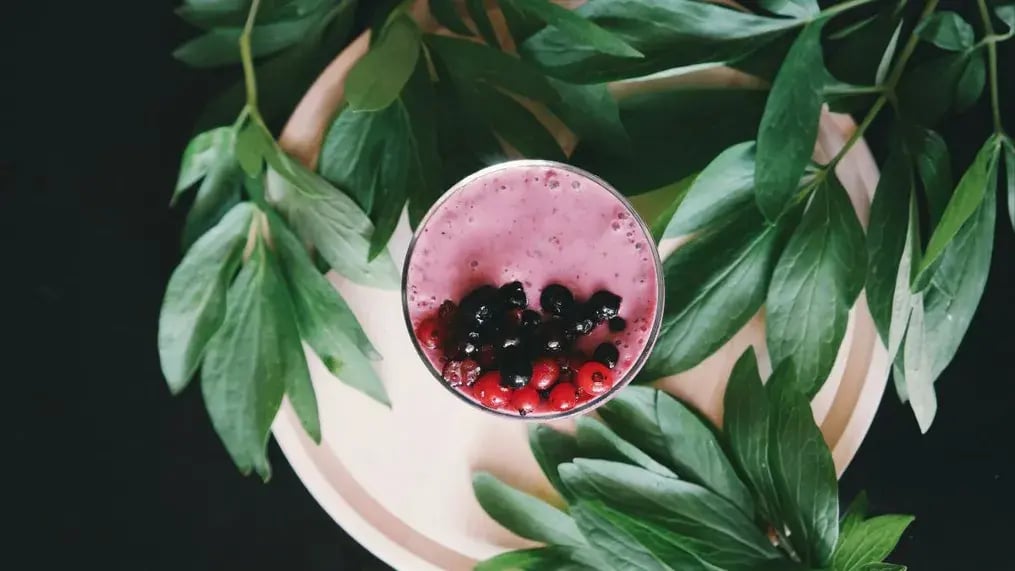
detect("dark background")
[5,0,1013,569]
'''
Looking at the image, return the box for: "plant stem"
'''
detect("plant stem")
[240,0,263,110]
[976,0,1005,134]
[823,0,940,171]
[820,0,880,19]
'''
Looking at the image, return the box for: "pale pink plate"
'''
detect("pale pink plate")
[271,5,889,570]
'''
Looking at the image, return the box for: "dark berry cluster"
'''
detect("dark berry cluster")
[415,281,627,416]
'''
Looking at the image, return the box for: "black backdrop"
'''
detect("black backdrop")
[5,1,1013,569]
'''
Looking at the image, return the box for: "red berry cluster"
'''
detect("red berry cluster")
[413,282,624,417]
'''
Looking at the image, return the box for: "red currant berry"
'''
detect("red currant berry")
[474,372,511,409]
[530,357,560,390]
[548,383,578,411]
[510,386,540,416]
[416,318,441,350]
[577,361,612,396]
[442,359,481,387]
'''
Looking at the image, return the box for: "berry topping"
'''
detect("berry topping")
[570,305,598,336]
[608,316,627,332]
[499,347,532,388]
[593,342,620,369]
[577,361,612,396]
[588,290,622,321]
[442,359,481,387]
[499,281,527,309]
[510,386,540,416]
[476,345,497,368]
[530,357,560,390]
[519,309,542,330]
[535,320,571,354]
[438,300,457,321]
[540,283,574,316]
[416,318,441,350]
[457,339,479,358]
[474,372,511,408]
[548,382,578,411]
[459,285,501,329]
[500,333,523,350]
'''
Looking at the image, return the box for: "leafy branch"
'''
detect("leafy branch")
[473,349,914,571]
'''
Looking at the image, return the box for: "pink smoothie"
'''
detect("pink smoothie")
[404,161,662,414]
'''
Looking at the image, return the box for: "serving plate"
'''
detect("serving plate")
[271,3,889,569]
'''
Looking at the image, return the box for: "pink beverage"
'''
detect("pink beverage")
[403,160,663,419]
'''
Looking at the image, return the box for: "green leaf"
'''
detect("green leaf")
[902,292,935,432]
[865,144,913,351]
[664,142,756,237]
[500,1,545,44]
[767,381,839,566]
[598,388,755,514]
[459,82,566,162]
[757,0,818,18]
[644,204,789,379]
[267,211,389,406]
[913,137,1000,288]
[235,121,274,178]
[907,127,953,226]
[426,34,559,103]
[755,20,826,221]
[159,203,253,394]
[548,80,630,156]
[628,177,693,243]
[997,2,1015,33]
[832,514,914,571]
[201,237,314,480]
[345,13,421,112]
[825,6,902,89]
[723,348,781,525]
[174,127,233,198]
[1004,138,1015,231]
[474,547,597,571]
[561,460,778,570]
[529,425,580,500]
[519,0,801,83]
[886,195,920,366]
[840,492,869,538]
[473,472,586,547]
[574,417,675,477]
[915,11,974,51]
[897,187,997,427]
[570,501,675,571]
[174,12,321,68]
[400,59,444,227]
[862,564,907,571]
[953,52,986,112]
[265,152,399,288]
[766,174,867,397]
[194,0,358,131]
[503,0,642,58]
[896,53,971,126]
[427,0,472,36]
[571,88,767,196]
[318,106,391,214]
[466,0,501,48]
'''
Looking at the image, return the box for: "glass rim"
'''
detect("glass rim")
[400,159,666,421]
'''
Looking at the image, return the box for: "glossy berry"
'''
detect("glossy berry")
[457,339,479,358]
[577,361,612,396]
[442,359,481,387]
[535,320,570,354]
[530,357,560,390]
[499,347,532,388]
[570,305,598,336]
[438,300,457,321]
[459,285,501,329]
[588,290,622,321]
[476,345,497,368]
[474,372,511,408]
[608,316,627,332]
[500,333,523,350]
[548,382,578,411]
[519,309,542,330]
[510,386,541,415]
[499,281,527,309]
[416,318,441,350]
[540,284,574,316]
[593,342,619,369]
